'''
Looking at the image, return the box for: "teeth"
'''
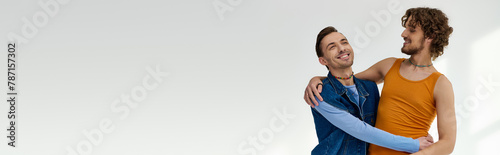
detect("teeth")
[341,54,348,58]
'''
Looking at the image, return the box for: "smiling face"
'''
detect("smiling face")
[401,16,426,55]
[400,7,453,60]
[318,32,354,69]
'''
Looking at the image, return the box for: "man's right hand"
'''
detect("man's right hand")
[417,134,434,150]
[304,76,324,108]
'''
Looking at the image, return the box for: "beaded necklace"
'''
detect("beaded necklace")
[333,72,354,80]
[408,58,433,67]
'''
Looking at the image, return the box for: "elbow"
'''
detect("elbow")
[442,139,456,154]
[448,143,456,154]
[445,145,455,154]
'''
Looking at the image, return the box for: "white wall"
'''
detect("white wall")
[0,0,499,154]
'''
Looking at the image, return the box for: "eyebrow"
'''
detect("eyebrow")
[405,21,417,29]
[326,38,348,49]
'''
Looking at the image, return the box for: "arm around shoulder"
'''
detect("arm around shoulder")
[355,57,397,84]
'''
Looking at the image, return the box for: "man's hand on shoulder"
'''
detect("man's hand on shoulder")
[304,76,326,108]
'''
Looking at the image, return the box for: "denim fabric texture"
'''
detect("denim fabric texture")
[311,72,380,155]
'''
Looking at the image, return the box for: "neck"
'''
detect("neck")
[329,67,354,86]
[409,50,433,67]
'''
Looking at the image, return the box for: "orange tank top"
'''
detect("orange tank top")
[368,58,442,155]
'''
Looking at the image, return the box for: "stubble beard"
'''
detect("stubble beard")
[401,38,424,55]
[336,59,354,69]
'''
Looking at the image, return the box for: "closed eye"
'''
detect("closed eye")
[329,45,336,49]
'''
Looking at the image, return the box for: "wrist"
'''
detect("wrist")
[413,139,420,153]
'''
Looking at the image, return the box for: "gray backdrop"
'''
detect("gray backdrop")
[0,0,499,154]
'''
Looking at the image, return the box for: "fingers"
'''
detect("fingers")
[315,84,323,101]
[308,86,319,107]
[304,76,324,107]
[304,89,315,108]
[423,140,432,149]
[426,133,434,143]
[417,137,433,150]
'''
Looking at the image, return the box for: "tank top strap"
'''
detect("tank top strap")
[429,72,443,80]
[426,72,444,86]
[386,58,406,76]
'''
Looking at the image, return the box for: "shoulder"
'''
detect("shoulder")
[435,74,453,91]
[354,77,379,93]
[433,74,454,98]
[320,78,343,100]
[370,57,399,74]
[377,57,399,66]
[320,78,335,94]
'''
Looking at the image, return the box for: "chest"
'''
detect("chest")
[398,65,435,81]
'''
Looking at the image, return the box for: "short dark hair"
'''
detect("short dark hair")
[402,7,453,60]
[315,26,338,57]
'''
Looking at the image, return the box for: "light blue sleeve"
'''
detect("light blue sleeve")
[313,98,419,153]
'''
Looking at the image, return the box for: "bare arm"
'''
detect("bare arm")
[411,75,457,155]
[304,57,397,107]
[355,57,397,84]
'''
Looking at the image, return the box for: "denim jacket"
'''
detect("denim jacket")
[311,72,380,155]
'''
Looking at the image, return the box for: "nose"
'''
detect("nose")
[339,44,347,53]
[401,29,408,38]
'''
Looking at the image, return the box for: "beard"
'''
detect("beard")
[327,57,354,70]
[401,38,424,55]
[337,53,354,69]
[342,59,354,68]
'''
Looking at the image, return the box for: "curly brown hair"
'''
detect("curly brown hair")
[402,7,453,60]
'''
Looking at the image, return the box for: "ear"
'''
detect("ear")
[425,34,435,44]
[425,37,433,44]
[319,57,328,66]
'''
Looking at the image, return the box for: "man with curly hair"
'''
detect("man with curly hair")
[304,7,456,155]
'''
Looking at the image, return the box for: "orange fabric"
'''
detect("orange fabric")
[368,58,442,155]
